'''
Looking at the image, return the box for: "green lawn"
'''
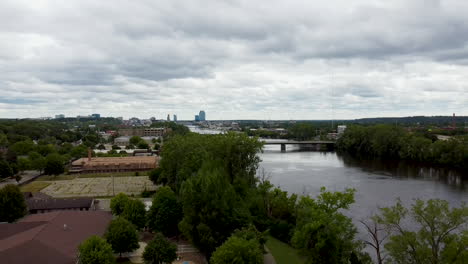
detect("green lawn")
[20,181,51,192]
[36,175,76,181]
[77,171,149,178]
[266,236,305,264]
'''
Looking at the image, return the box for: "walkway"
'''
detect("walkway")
[264,246,277,264]
[0,170,41,189]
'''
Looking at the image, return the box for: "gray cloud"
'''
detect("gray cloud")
[0,0,467,119]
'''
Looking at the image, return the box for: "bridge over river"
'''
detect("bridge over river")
[260,140,336,152]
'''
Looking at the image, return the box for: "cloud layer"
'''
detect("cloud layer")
[1,0,467,119]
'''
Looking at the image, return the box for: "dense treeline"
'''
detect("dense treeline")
[150,121,190,137]
[337,125,468,170]
[148,132,372,262]
[148,132,468,263]
[0,119,105,179]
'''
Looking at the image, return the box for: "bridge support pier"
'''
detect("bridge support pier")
[280,143,286,152]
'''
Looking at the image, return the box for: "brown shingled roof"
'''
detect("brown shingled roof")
[0,211,112,264]
[26,197,93,211]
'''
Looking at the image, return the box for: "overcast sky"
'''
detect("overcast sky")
[1,0,467,120]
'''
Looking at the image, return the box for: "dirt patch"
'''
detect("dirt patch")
[40,176,156,197]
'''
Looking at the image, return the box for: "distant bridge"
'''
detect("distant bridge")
[260,140,336,152]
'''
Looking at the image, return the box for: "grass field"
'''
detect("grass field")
[266,236,305,264]
[20,181,51,192]
[36,175,76,181]
[40,176,156,197]
[77,171,148,178]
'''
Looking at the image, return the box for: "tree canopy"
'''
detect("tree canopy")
[0,184,27,222]
[375,199,468,264]
[110,193,130,216]
[179,161,251,256]
[44,153,65,176]
[78,235,115,264]
[105,217,139,257]
[147,186,182,236]
[292,187,370,264]
[142,233,177,264]
[0,160,14,179]
[337,125,468,169]
[121,198,146,230]
[157,132,263,193]
[210,235,263,264]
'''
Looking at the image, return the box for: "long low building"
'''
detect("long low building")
[70,156,158,174]
[23,192,94,214]
[119,127,170,137]
[0,211,112,264]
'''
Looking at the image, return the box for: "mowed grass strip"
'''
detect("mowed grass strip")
[266,236,305,264]
[20,181,51,192]
[36,175,76,181]
[77,171,149,178]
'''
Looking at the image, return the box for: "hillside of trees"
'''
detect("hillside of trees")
[337,124,468,170]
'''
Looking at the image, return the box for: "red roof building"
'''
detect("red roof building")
[0,211,112,264]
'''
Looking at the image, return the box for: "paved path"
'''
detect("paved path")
[177,243,199,254]
[0,170,41,189]
[121,242,147,263]
[264,246,277,264]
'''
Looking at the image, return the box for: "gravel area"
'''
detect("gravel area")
[41,176,156,197]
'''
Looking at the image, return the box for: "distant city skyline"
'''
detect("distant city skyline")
[14,112,468,121]
[0,1,467,119]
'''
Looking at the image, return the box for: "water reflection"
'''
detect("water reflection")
[337,153,467,190]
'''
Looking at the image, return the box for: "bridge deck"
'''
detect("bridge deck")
[261,140,335,144]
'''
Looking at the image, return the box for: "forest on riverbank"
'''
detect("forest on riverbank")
[146,132,468,263]
[336,124,468,170]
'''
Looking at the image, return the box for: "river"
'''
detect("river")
[188,126,468,246]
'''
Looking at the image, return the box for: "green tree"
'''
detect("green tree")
[0,132,8,147]
[105,217,139,257]
[153,143,160,150]
[97,144,106,150]
[291,187,370,264]
[0,184,27,222]
[78,235,115,264]
[210,235,263,264]
[110,193,130,216]
[36,143,56,157]
[44,153,64,176]
[17,157,31,173]
[289,123,316,141]
[0,160,14,179]
[142,233,177,264]
[376,199,468,264]
[10,140,35,155]
[70,144,88,158]
[58,142,74,155]
[179,162,250,255]
[159,132,262,193]
[148,167,162,185]
[28,151,46,174]
[130,136,143,145]
[126,144,135,149]
[137,140,149,149]
[147,186,183,236]
[122,199,146,230]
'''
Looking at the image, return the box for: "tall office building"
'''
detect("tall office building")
[167,114,170,121]
[195,115,200,121]
[173,114,177,122]
[199,110,206,121]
